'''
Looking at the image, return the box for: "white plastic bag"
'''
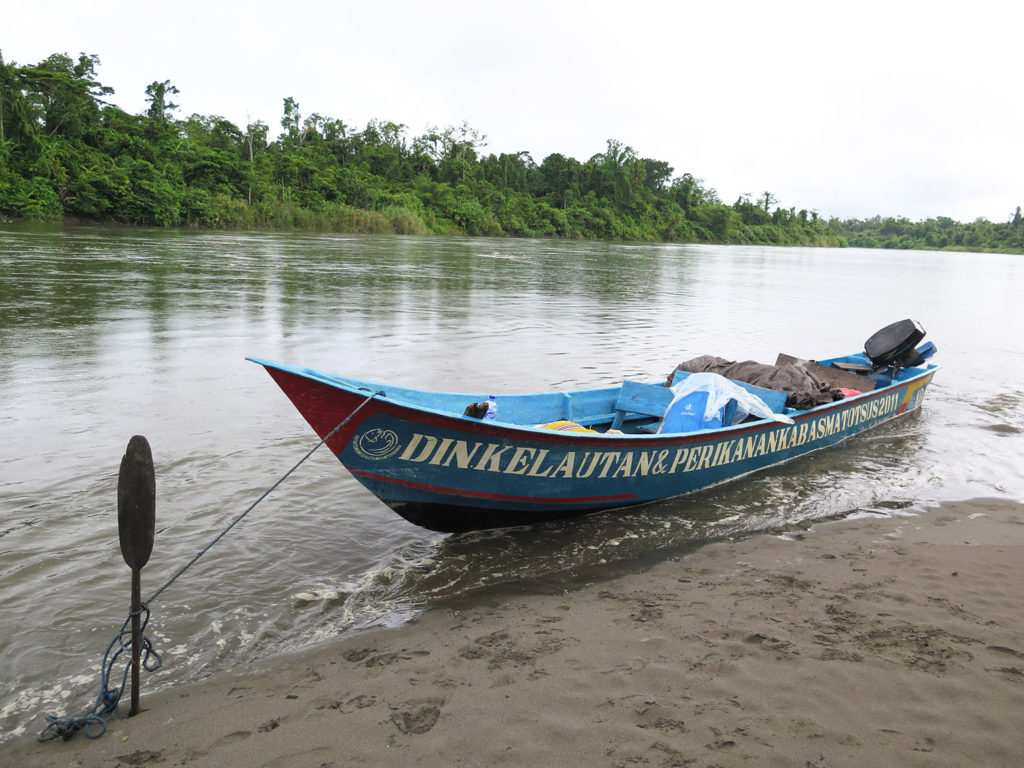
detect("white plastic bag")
[658,372,794,433]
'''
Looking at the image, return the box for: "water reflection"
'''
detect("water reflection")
[0,230,693,345]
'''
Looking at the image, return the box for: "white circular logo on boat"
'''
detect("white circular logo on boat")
[353,428,401,460]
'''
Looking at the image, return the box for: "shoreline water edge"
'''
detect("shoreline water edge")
[5,497,1023,767]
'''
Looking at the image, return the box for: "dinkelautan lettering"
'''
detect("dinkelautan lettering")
[576,452,600,478]
[597,452,622,478]
[443,439,482,469]
[611,453,633,478]
[382,393,904,484]
[552,452,575,478]
[504,446,536,475]
[475,443,512,472]
[427,438,454,465]
[399,433,437,462]
[526,448,552,477]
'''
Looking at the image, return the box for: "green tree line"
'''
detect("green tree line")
[0,51,844,246]
[828,211,1024,253]
[3,51,1017,252]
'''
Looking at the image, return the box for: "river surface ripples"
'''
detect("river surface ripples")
[1,227,1022,742]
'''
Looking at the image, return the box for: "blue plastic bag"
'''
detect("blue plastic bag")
[660,390,724,433]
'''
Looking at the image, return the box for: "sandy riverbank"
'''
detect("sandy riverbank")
[6,498,1024,767]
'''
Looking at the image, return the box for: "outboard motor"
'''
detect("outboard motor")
[864,319,936,386]
[865,319,925,367]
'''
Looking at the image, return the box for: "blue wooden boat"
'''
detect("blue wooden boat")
[249,323,938,533]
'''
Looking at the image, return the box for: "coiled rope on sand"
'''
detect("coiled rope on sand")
[38,390,382,742]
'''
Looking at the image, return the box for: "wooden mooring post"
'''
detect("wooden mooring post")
[117,436,156,717]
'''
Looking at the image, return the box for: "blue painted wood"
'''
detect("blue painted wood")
[249,351,940,533]
[610,380,674,430]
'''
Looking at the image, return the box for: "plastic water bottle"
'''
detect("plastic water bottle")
[484,395,497,420]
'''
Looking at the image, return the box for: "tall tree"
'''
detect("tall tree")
[20,53,111,139]
[758,191,777,212]
[280,97,301,144]
[145,80,179,123]
[426,121,487,183]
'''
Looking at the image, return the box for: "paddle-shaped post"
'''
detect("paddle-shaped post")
[117,436,155,717]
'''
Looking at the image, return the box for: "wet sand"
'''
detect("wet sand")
[7,498,1024,767]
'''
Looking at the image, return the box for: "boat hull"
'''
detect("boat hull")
[254,359,937,533]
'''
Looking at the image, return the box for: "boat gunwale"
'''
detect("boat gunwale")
[247,356,939,445]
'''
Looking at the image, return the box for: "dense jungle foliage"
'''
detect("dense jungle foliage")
[830,211,1024,253]
[2,52,1021,252]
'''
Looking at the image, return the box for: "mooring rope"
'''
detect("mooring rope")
[39,606,161,742]
[38,390,383,741]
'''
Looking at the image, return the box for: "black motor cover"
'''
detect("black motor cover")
[864,319,926,367]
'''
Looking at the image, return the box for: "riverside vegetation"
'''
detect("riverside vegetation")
[2,52,1022,253]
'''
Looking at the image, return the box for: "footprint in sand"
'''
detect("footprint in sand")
[987,645,1024,659]
[984,645,1024,681]
[116,751,164,765]
[317,693,378,713]
[342,648,376,663]
[390,697,444,735]
[363,650,430,667]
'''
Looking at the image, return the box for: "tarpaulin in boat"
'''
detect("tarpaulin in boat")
[667,355,841,410]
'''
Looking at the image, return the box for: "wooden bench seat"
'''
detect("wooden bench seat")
[610,380,675,431]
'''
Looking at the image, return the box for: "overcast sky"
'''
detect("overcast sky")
[7,0,1021,222]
